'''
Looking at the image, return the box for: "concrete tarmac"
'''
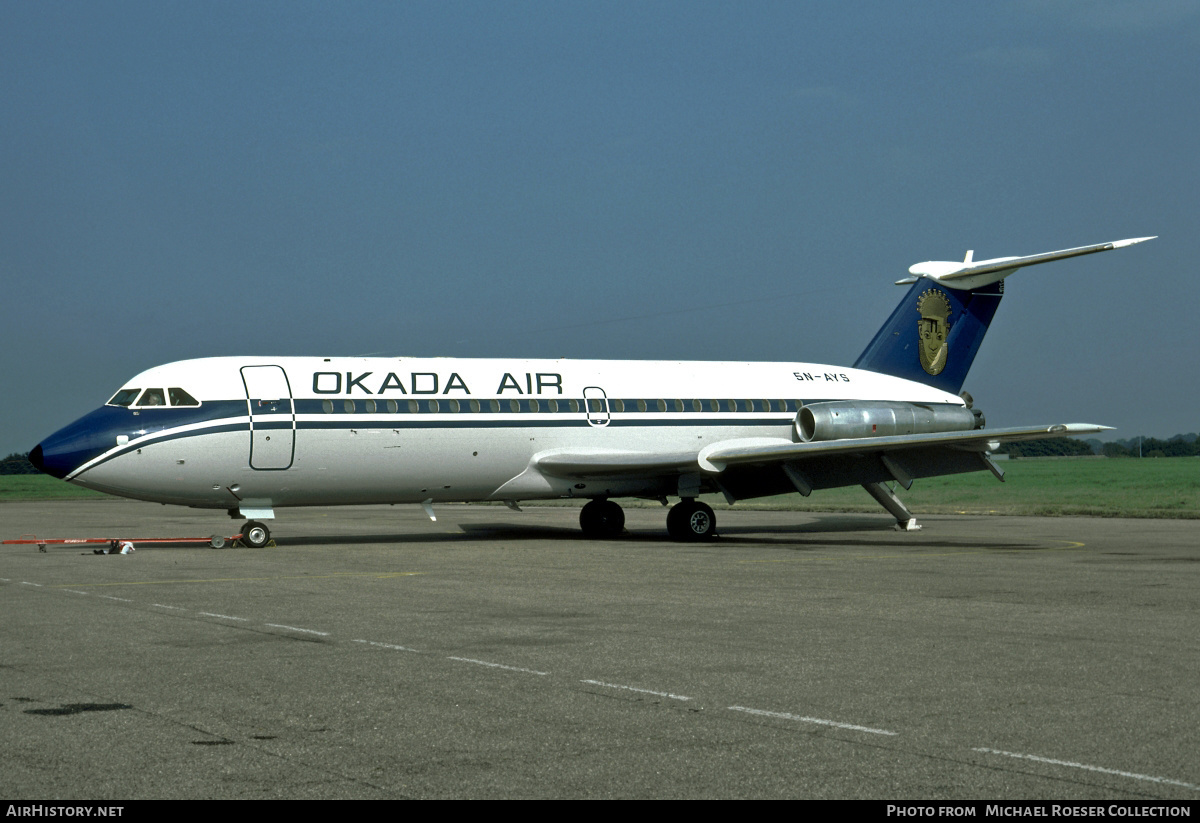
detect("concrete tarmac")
[2,499,1197,799]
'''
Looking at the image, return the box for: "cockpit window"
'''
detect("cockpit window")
[108,388,141,407]
[168,387,199,407]
[136,388,166,407]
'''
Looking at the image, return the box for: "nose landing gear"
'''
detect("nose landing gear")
[239,520,271,548]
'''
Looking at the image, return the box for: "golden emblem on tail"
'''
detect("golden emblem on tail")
[917,289,952,375]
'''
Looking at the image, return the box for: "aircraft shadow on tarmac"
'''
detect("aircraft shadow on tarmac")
[198,514,1041,552]
[46,514,1036,552]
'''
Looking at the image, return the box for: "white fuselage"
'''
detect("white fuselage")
[54,356,962,512]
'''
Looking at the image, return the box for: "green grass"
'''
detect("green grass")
[3,457,1196,518]
[705,457,1200,519]
[0,475,110,501]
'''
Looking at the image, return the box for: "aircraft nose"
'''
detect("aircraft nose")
[32,406,131,480]
[29,440,71,479]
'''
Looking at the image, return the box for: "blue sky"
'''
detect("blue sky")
[3,1,1197,455]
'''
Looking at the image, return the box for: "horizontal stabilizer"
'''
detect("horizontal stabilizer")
[895,236,1155,291]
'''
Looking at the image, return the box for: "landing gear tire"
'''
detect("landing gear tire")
[579,499,625,538]
[667,500,716,541]
[241,520,271,549]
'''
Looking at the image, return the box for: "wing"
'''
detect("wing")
[697,423,1108,471]
[530,424,1110,497]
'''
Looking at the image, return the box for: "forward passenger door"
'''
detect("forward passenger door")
[241,365,295,470]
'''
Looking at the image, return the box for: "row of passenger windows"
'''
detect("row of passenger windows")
[108,387,200,408]
[319,398,803,414]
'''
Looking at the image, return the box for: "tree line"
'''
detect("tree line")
[999,434,1199,458]
[1,453,40,475]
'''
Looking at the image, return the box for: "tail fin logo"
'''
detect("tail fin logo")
[917,288,952,375]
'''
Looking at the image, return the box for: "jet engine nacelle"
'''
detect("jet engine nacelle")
[796,401,979,443]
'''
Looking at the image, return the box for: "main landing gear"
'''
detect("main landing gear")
[666,499,716,542]
[579,498,625,538]
[240,520,271,548]
[578,498,717,541]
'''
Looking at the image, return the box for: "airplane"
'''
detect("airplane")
[28,236,1154,547]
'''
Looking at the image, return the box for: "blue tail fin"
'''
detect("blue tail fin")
[853,280,1003,395]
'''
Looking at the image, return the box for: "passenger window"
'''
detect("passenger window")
[387,399,399,413]
[426,399,440,413]
[692,399,702,412]
[448,399,460,413]
[569,399,580,413]
[612,399,625,413]
[529,398,540,413]
[322,400,334,413]
[343,399,355,413]
[547,399,559,412]
[469,399,481,413]
[508,399,520,413]
[109,388,140,407]
[489,399,501,412]
[168,388,200,407]
[137,389,166,407]
[673,399,683,412]
[408,400,419,413]
[365,399,377,413]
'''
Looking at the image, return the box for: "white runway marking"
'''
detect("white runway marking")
[972,747,1200,792]
[448,657,548,676]
[151,604,186,610]
[352,639,421,653]
[97,595,133,602]
[728,706,897,736]
[20,582,42,587]
[266,623,330,636]
[64,589,89,595]
[582,680,692,701]
[199,612,248,621]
